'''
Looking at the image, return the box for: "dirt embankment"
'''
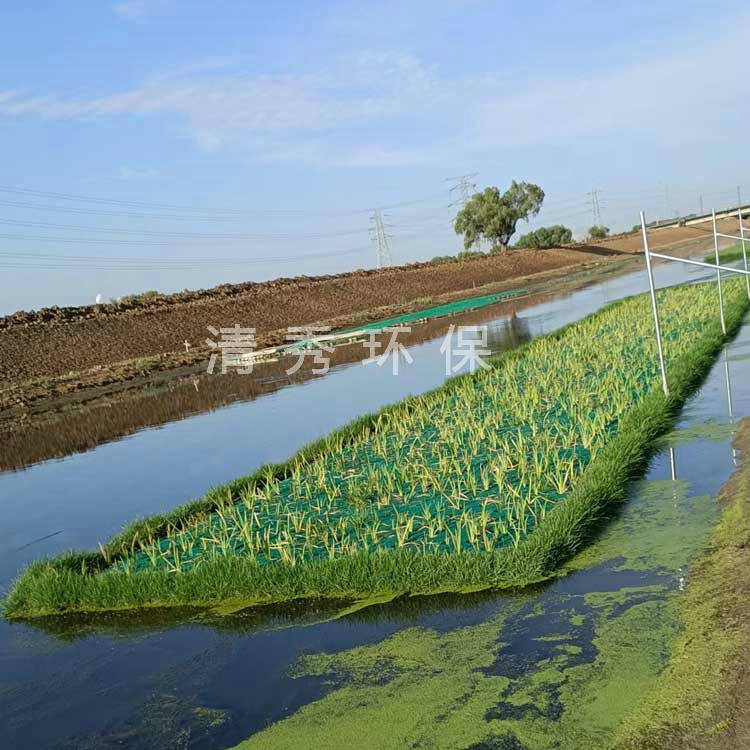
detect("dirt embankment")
[0,218,738,411]
[0,247,607,389]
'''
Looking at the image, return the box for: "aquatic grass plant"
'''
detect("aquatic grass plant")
[4,279,748,618]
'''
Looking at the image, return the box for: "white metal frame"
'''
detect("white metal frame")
[640,208,750,397]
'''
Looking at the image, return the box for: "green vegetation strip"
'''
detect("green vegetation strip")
[703,242,750,266]
[3,280,748,618]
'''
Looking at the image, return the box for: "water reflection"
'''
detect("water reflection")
[0,257,714,476]
[2,266,750,750]
[0,300,532,473]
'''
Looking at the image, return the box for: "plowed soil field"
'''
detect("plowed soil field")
[0,247,602,387]
[1,218,739,394]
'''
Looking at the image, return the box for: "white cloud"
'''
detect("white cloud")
[1,17,749,168]
[118,166,159,179]
[0,52,443,146]
[113,0,171,20]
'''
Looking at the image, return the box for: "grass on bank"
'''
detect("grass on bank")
[703,243,750,266]
[3,281,749,618]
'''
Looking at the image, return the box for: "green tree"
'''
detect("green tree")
[515,225,573,249]
[588,225,610,240]
[454,182,545,252]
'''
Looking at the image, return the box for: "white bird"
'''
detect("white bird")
[95,293,103,304]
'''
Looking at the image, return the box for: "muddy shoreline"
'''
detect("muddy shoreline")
[0,247,603,387]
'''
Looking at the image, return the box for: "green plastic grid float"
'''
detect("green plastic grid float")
[331,288,530,335]
[241,288,528,366]
[237,288,530,362]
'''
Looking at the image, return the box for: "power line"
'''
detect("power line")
[0,198,271,222]
[0,184,446,219]
[0,184,360,216]
[0,245,369,271]
[0,218,367,242]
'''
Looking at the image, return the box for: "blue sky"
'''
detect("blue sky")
[1,0,749,312]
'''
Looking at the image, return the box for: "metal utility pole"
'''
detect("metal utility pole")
[586,187,603,225]
[712,208,726,335]
[369,208,393,268]
[447,173,479,249]
[640,212,669,398]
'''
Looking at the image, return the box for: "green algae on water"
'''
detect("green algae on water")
[614,419,750,749]
[563,479,716,574]
[231,475,725,749]
[231,592,682,749]
[662,420,735,447]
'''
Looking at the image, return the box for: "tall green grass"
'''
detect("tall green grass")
[3,280,748,618]
[702,243,750,266]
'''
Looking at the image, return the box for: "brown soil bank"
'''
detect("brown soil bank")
[1,217,738,391]
[0,247,605,387]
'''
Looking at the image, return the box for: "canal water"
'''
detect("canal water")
[1,257,746,748]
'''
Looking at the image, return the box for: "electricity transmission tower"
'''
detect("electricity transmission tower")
[446,173,479,249]
[369,208,394,268]
[586,187,603,226]
[446,173,479,210]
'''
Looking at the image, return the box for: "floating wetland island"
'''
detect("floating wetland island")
[3,278,748,618]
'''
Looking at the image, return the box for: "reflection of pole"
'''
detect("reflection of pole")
[724,348,734,419]
[712,209,727,334]
[738,206,750,300]
[723,347,739,467]
[641,212,669,397]
[669,446,677,482]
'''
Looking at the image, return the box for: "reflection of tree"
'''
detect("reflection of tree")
[486,313,532,355]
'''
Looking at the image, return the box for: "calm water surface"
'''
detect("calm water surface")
[0,257,746,748]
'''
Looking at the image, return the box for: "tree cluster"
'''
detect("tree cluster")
[515,225,573,249]
[454,181,545,252]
